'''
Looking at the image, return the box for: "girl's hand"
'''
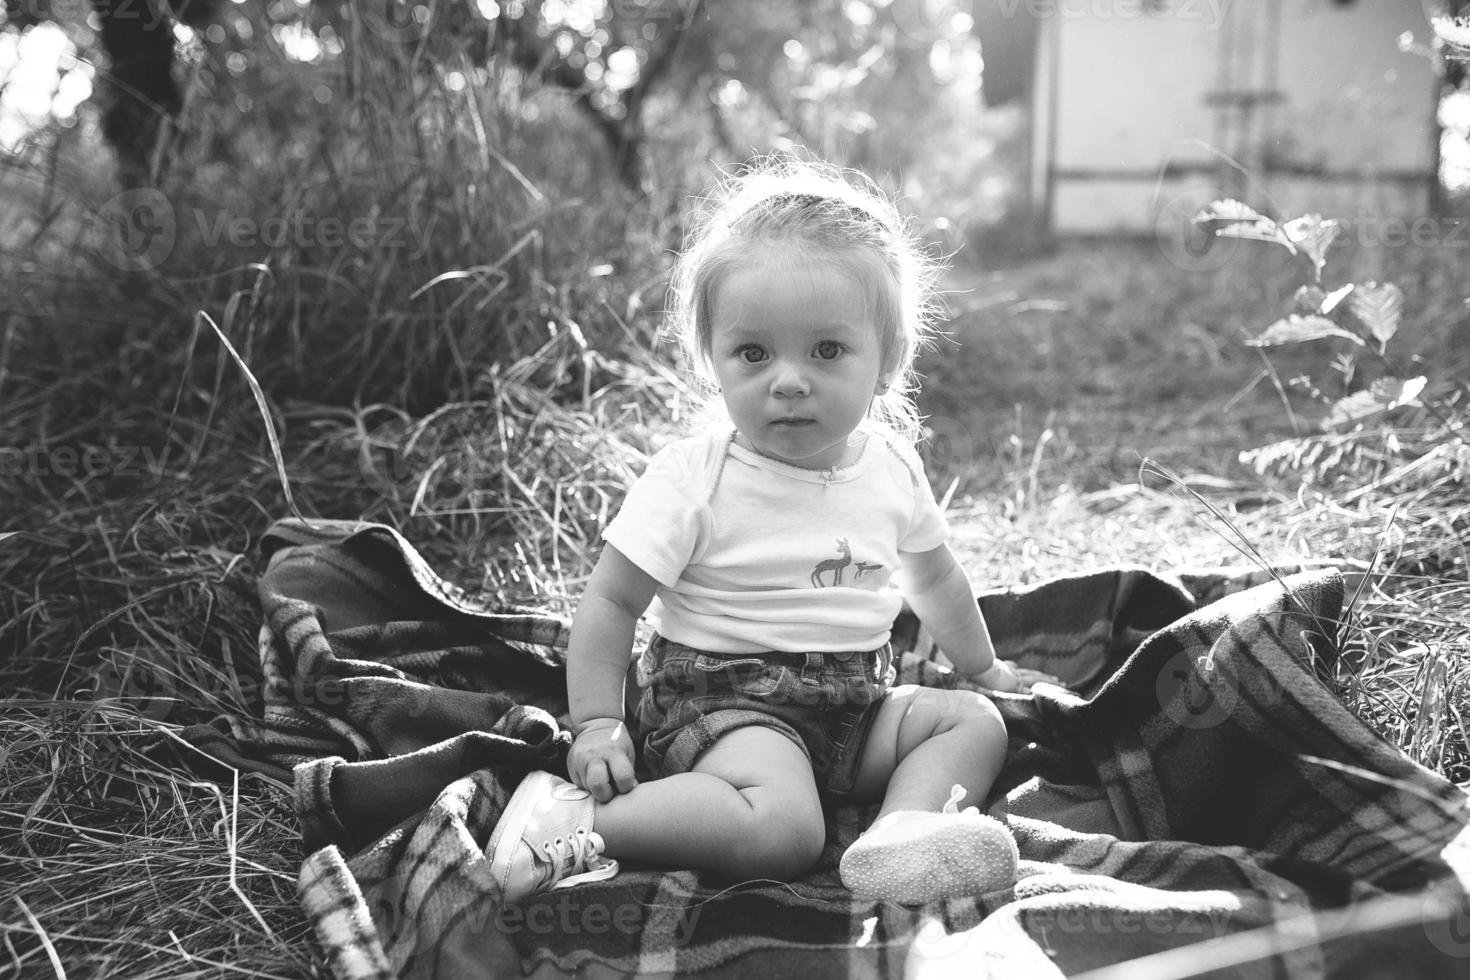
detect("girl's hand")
[967,659,1064,695]
[568,717,638,804]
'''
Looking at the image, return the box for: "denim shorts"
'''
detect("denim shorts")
[632,634,896,799]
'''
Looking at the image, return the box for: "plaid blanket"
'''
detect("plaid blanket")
[176,518,1470,979]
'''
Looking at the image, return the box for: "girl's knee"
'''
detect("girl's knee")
[899,687,1002,742]
[738,802,826,880]
[956,688,1005,730]
[693,725,826,880]
[772,810,827,878]
[951,690,1007,755]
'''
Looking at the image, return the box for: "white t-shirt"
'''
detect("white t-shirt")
[603,426,949,653]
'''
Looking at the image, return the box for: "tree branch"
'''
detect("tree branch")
[494,0,707,194]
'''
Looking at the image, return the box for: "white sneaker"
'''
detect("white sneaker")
[839,784,1018,905]
[485,770,619,904]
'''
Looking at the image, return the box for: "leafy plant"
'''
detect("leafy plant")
[1191,200,1463,437]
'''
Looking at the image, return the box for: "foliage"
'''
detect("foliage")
[1193,199,1469,445]
[2,7,1468,979]
[2,0,999,224]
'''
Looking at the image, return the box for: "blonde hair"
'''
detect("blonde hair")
[667,156,944,442]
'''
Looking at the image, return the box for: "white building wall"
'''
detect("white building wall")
[1038,0,1439,235]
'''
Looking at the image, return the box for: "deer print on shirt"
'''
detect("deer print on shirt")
[852,560,882,580]
[810,538,852,587]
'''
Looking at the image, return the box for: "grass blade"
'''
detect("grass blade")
[194,311,309,526]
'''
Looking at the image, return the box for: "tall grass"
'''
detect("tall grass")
[927,235,1469,788]
[1,21,702,976]
[2,14,1467,978]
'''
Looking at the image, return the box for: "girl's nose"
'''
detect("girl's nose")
[770,361,810,397]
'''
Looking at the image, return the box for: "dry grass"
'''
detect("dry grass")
[6,230,1469,979]
[5,400,1466,978]
[2,705,310,979]
[945,455,1470,786]
[3,17,1468,979]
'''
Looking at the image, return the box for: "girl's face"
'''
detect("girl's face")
[707,252,889,471]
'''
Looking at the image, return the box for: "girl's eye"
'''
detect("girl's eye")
[813,340,846,360]
[736,345,767,364]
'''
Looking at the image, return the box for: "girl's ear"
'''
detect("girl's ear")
[875,351,899,394]
[877,339,903,394]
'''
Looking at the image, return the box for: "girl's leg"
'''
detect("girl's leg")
[838,685,1017,904]
[847,685,1008,814]
[594,724,826,881]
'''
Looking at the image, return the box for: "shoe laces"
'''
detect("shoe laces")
[941,783,977,816]
[537,826,619,892]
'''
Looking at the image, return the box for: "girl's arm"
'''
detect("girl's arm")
[898,542,1021,692]
[566,544,660,801]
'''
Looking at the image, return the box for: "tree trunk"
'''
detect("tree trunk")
[91,0,181,185]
